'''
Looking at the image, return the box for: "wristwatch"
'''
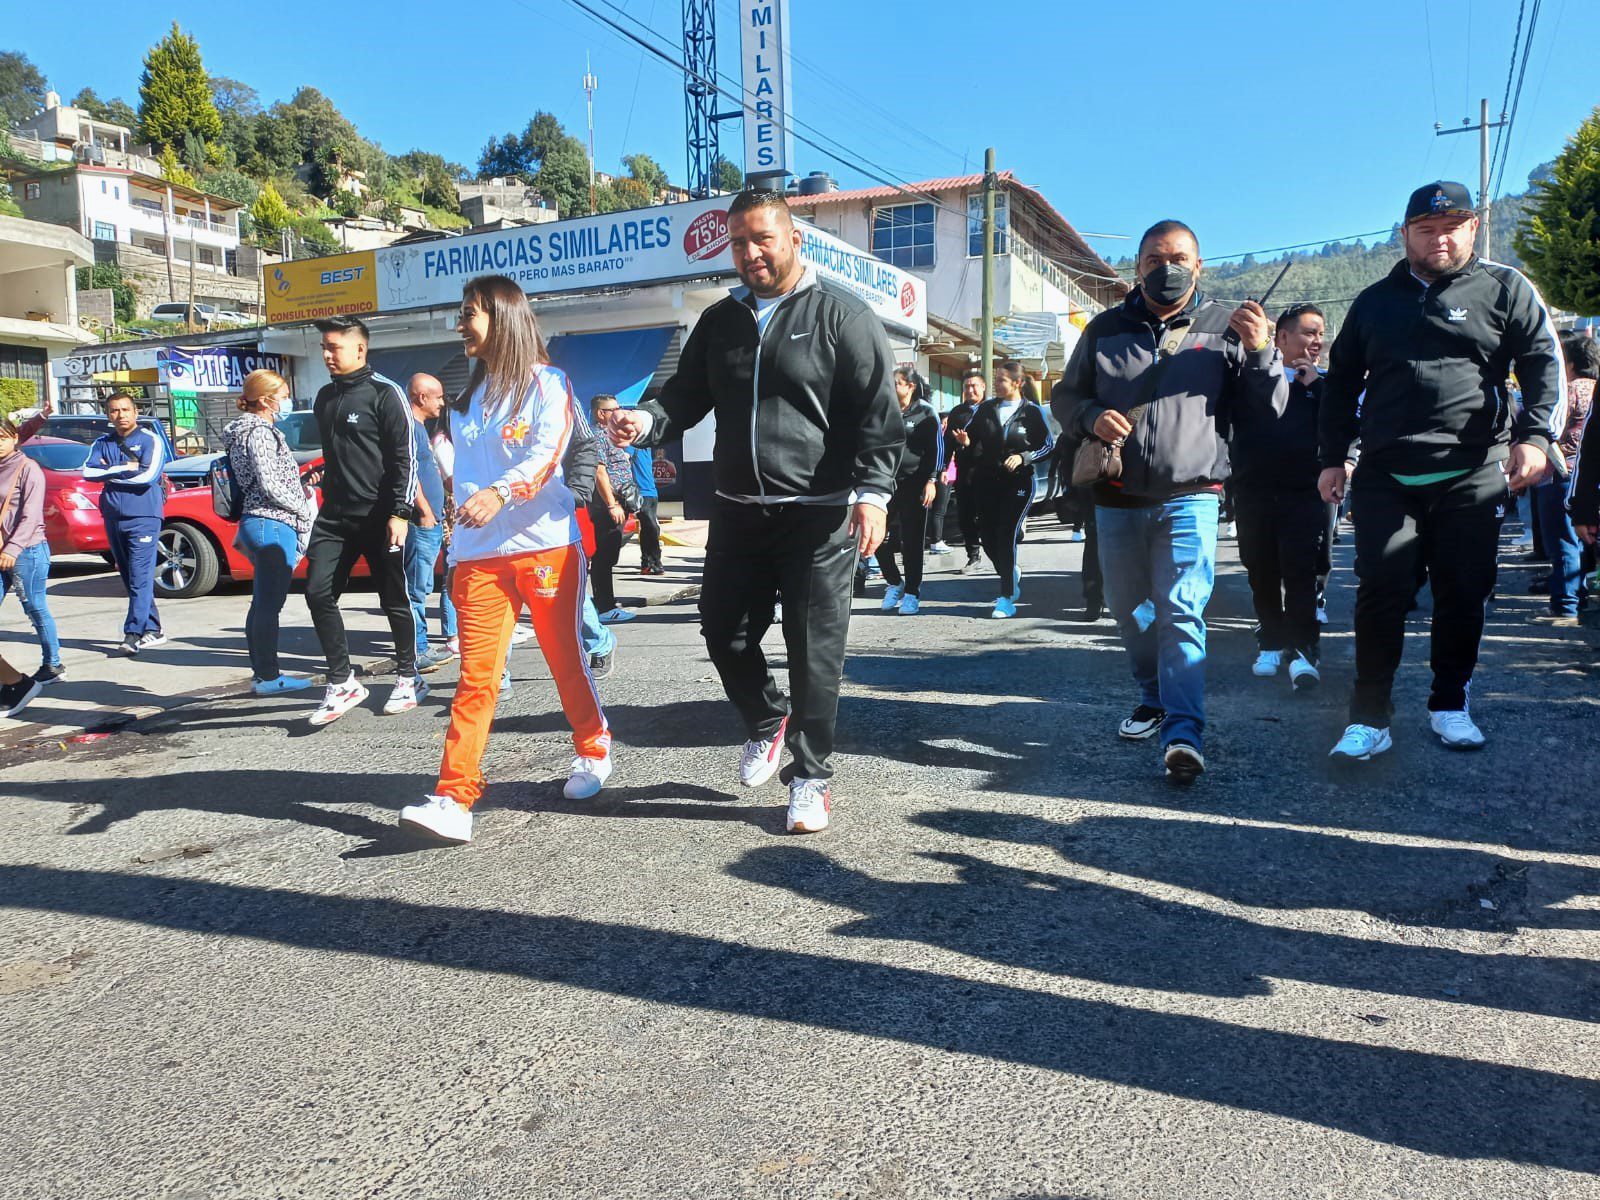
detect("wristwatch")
[491,482,512,504]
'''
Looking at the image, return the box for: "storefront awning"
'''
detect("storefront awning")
[544,326,677,408]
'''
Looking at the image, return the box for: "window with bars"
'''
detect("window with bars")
[0,345,47,406]
[871,202,935,270]
[93,221,116,241]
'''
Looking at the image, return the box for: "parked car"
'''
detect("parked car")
[215,310,255,325]
[19,436,113,556]
[149,301,218,327]
[44,414,176,459]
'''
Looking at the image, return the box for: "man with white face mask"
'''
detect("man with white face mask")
[1320,180,1565,761]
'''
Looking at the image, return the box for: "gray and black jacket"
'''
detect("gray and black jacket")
[635,269,904,506]
[1052,290,1285,505]
[1319,257,1565,477]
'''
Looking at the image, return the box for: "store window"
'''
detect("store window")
[870,202,935,270]
[967,193,1010,257]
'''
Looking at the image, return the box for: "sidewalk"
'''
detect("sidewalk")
[0,524,708,755]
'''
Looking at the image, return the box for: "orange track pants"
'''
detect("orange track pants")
[436,544,610,808]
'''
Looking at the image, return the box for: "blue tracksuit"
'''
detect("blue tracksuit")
[85,427,166,635]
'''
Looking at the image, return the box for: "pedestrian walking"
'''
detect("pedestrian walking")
[965,360,1053,618]
[403,373,455,673]
[588,393,640,624]
[877,366,940,615]
[0,413,63,687]
[221,369,316,694]
[607,188,903,834]
[1230,302,1329,690]
[1320,180,1565,760]
[302,316,425,726]
[399,274,612,844]
[83,392,166,655]
[630,442,664,575]
[1055,218,1284,782]
[946,369,988,573]
[1527,332,1595,626]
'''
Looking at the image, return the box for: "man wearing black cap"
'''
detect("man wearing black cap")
[1319,180,1565,761]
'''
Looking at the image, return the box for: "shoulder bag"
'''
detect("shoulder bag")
[1070,322,1194,488]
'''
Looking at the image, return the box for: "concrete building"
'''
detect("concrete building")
[0,214,95,406]
[9,92,163,177]
[456,179,559,227]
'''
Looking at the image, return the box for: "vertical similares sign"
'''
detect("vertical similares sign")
[740,0,794,182]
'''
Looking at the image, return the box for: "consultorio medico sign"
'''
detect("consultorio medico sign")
[268,198,926,335]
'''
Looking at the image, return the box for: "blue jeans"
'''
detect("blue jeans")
[1,542,61,668]
[580,594,613,659]
[1097,494,1219,750]
[234,516,297,680]
[1532,479,1584,616]
[405,524,445,658]
[440,567,457,640]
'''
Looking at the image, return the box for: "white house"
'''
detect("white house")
[0,214,95,407]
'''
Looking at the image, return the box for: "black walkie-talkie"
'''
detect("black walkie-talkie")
[1223,260,1294,346]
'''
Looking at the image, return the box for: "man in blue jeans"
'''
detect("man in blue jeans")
[1054,219,1284,782]
[404,374,451,673]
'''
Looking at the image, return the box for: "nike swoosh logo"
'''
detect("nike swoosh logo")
[790,331,813,340]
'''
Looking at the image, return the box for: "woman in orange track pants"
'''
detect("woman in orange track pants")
[399,274,611,844]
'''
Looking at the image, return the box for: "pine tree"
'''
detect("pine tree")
[1515,107,1600,315]
[251,181,292,240]
[137,22,223,154]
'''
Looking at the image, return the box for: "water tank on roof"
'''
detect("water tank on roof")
[796,172,838,196]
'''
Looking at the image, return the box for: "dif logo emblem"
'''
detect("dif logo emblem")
[684,210,731,263]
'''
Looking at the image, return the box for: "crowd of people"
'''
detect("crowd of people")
[1,180,1595,839]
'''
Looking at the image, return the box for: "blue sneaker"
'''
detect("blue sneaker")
[253,675,312,696]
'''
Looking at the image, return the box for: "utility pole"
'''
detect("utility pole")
[584,56,599,214]
[187,230,197,329]
[981,148,997,393]
[1435,98,1507,259]
[161,202,176,302]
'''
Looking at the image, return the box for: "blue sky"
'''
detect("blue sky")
[9,0,1594,264]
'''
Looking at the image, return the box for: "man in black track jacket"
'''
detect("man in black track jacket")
[608,189,903,834]
[1319,180,1565,761]
[303,315,424,727]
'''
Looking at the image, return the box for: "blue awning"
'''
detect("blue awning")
[546,326,676,408]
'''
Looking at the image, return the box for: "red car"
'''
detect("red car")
[22,436,114,557]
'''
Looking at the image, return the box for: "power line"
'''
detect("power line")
[1423,0,1441,124]
[1489,0,1526,181]
[1492,0,1542,199]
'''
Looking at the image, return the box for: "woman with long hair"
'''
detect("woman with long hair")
[0,411,60,713]
[222,370,317,694]
[964,360,1054,618]
[876,366,941,614]
[399,275,611,844]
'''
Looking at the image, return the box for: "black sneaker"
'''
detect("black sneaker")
[116,634,140,656]
[0,676,42,718]
[589,647,614,679]
[1164,741,1205,782]
[34,662,65,686]
[1118,704,1165,741]
[1067,601,1105,623]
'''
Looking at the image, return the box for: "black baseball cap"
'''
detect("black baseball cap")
[1405,180,1475,223]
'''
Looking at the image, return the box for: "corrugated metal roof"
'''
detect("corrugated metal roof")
[784,172,1004,206]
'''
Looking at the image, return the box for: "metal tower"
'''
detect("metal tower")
[683,0,719,198]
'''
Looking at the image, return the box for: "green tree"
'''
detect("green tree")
[208,76,259,118]
[200,168,259,207]
[611,176,654,210]
[157,144,200,190]
[137,23,223,154]
[0,50,48,127]
[623,153,669,197]
[712,154,744,194]
[290,214,341,256]
[477,132,535,182]
[73,88,138,129]
[536,140,594,217]
[1515,109,1600,315]
[251,181,292,239]
[75,262,137,324]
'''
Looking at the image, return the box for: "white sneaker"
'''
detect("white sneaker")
[446,636,460,655]
[880,584,905,612]
[928,541,952,554]
[1329,724,1392,761]
[740,716,787,787]
[1252,650,1283,677]
[786,777,831,834]
[382,676,427,715]
[899,593,920,615]
[1221,521,1237,539]
[990,596,1016,619]
[1429,709,1485,750]
[1067,529,1085,543]
[398,794,473,843]
[564,753,613,799]
[509,623,536,646]
[499,664,514,697]
[1288,653,1321,691]
[309,679,369,726]
[136,630,168,649]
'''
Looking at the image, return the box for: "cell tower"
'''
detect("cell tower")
[682,0,719,198]
[583,55,599,214]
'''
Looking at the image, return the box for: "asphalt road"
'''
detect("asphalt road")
[2,518,1597,1199]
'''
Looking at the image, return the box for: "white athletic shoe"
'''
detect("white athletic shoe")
[563,753,613,799]
[1067,529,1085,543]
[1288,653,1321,691]
[1252,650,1283,677]
[740,716,787,787]
[309,679,369,727]
[786,777,831,834]
[1329,724,1392,761]
[399,795,473,843]
[136,630,168,649]
[880,584,905,612]
[899,593,920,616]
[446,636,460,655]
[928,541,952,554]
[990,596,1016,619]
[1220,521,1237,539]
[382,676,427,716]
[1429,709,1485,750]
